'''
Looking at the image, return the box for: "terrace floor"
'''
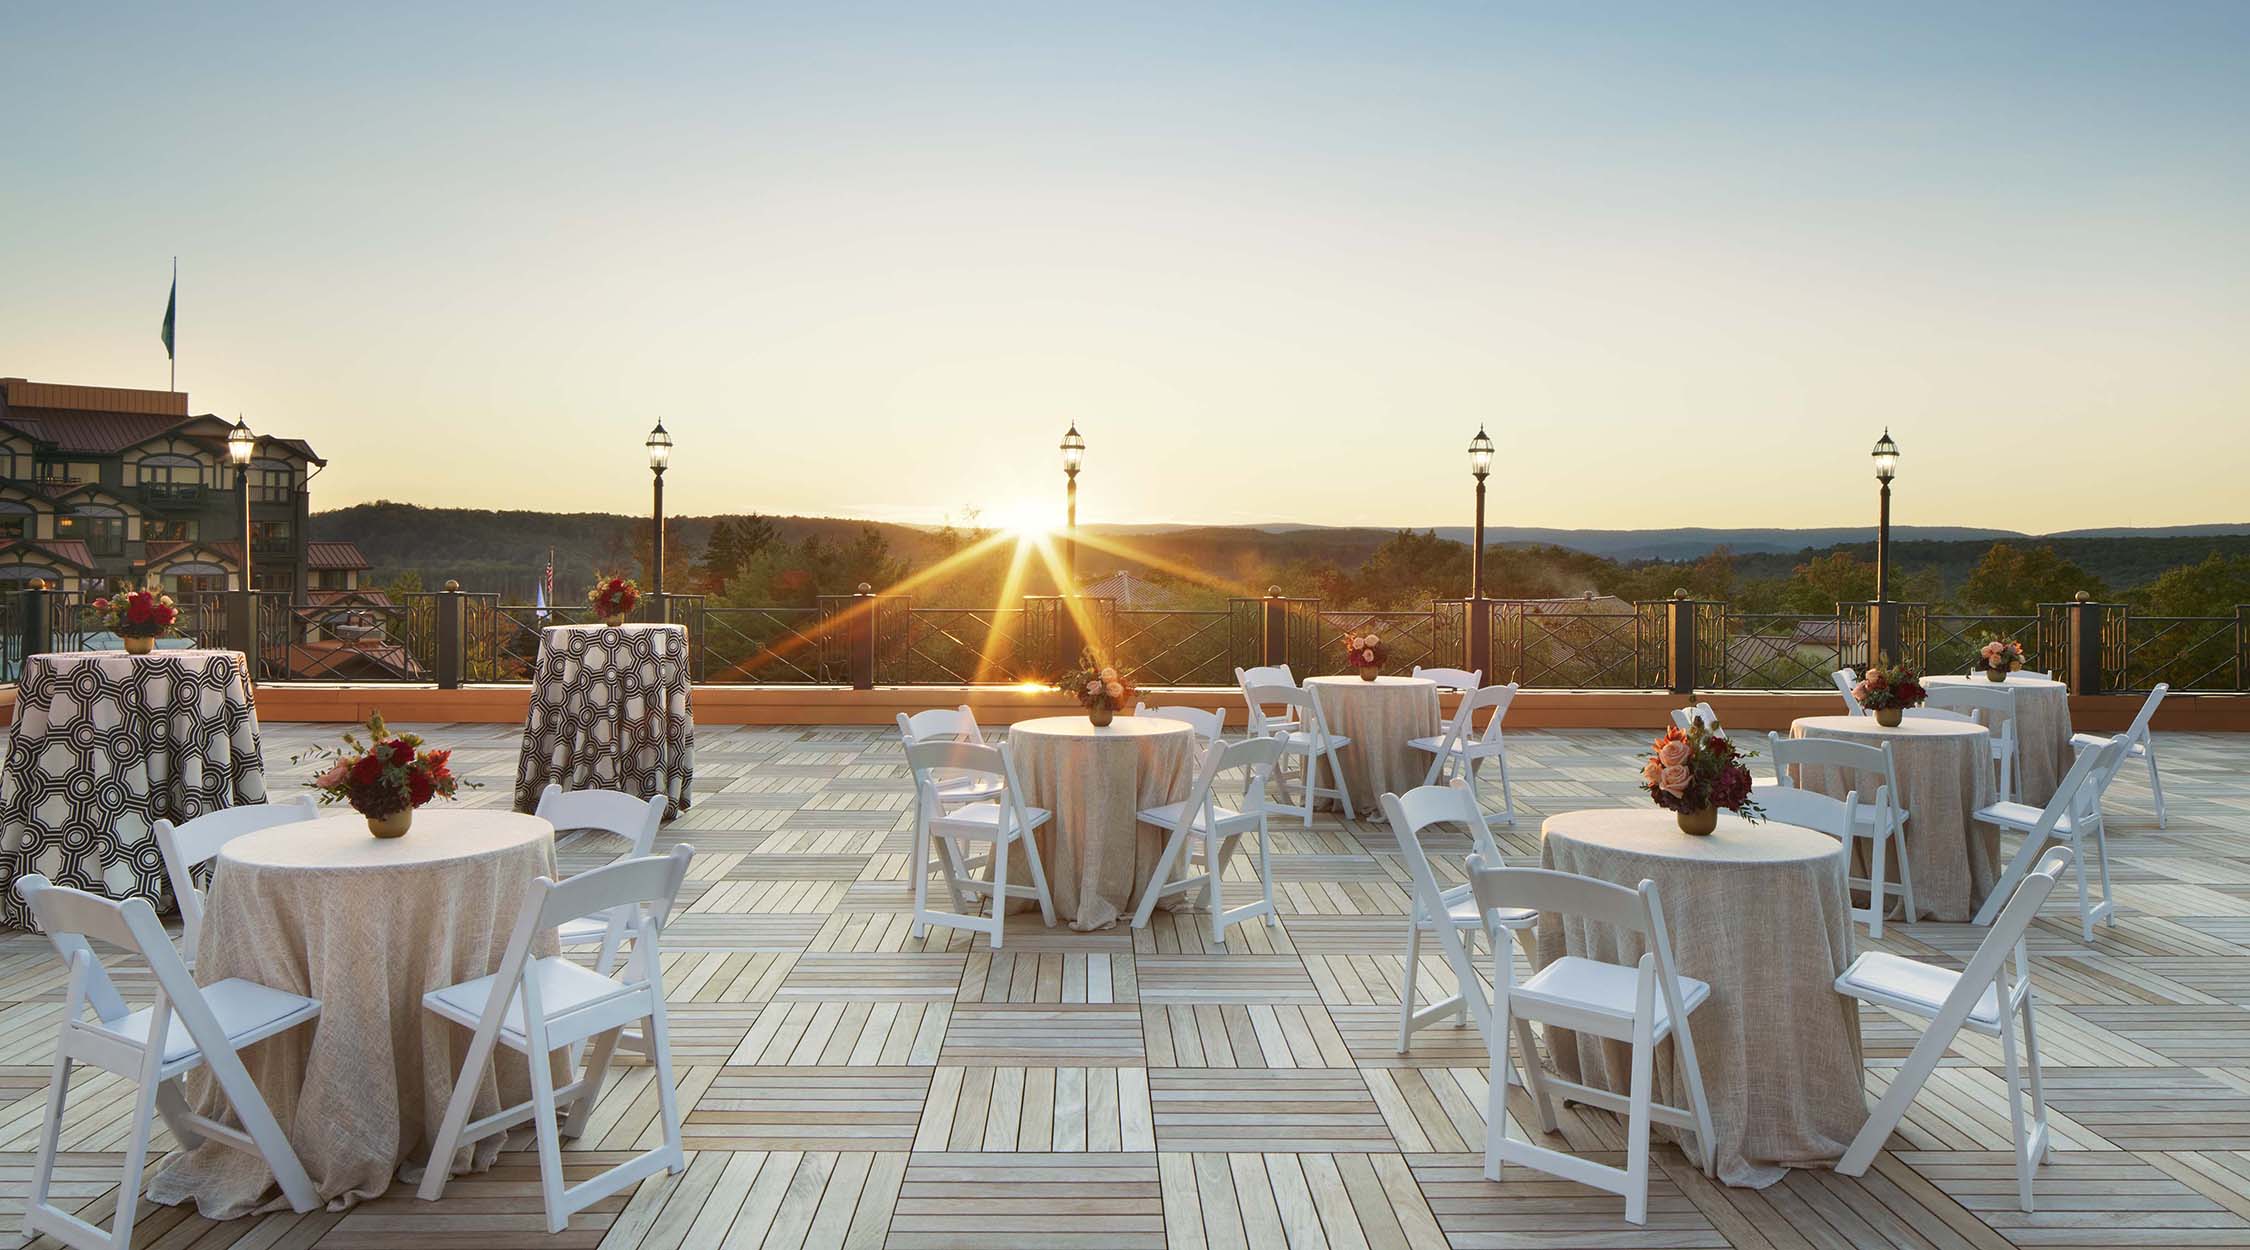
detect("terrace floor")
[3,722,2249,1249]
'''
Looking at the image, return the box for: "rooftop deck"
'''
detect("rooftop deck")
[4,721,2247,1250]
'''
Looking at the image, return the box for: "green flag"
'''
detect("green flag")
[161,266,176,360]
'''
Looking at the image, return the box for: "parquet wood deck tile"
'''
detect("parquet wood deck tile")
[4,722,2248,1248]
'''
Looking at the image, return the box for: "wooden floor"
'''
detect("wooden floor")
[3,721,2248,1249]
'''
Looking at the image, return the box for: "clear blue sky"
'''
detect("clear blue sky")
[3,2,2244,531]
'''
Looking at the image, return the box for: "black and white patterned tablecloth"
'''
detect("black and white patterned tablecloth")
[513,624,694,817]
[0,649,267,929]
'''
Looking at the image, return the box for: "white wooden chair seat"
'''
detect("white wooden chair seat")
[1243,682,1354,825]
[932,801,1050,838]
[1427,885,1533,929]
[1835,950,2004,1031]
[1404,733,1450,753]
[1970,737,2132,940]
[426,957,641,1048]
[1132,736,1285,944]
[2068,732,2144,757]
[1139,798,1251,832]
[1517,956,1710,1032]
[98,980,320,1070]
[934,775,1006,802]
[558,911,646,946]
[2067,684,2169,827]
[1976,800,2084,836]
[1274,728,1352,751]
[1407,683,1521,825]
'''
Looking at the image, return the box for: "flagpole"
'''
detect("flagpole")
[169,257,176,392]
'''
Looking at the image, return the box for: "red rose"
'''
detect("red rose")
[125,598,154,625]
[407,770,435,806]
[155,604,177,626]
[351,754,383,785]
[389,739,415,766]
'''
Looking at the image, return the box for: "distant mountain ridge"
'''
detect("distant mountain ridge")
[1093,523,2250,562]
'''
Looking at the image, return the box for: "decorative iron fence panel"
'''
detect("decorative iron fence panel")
[901,607,1030,685]
[697,606,838,683]
[2122,614,2239,692]
[1927,615,2041,677]
[1519,608,1640,688]
[1719,612,1853,690]
[1311,609,1441,676]
[1110,610,1232,687]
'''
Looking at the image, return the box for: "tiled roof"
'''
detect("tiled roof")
[0,407,192,454]
[306,540,370,570]
[143,540,242,568]
[0,538,96,570]
[305,589,393,608]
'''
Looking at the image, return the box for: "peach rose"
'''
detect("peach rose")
[1657,739,1690,767]
[1659,763,1691,795]
[1641,759,1663,786]
[1104,681,1124,698]
[1084,679,1101,695]
[1099,667,1118,681]
[315,761,349,789]
[1363,633,1379,646]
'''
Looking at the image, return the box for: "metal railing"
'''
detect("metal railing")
[1927,614,2044,677]
[1719,612,1856,690]
[1110,610,1231,687]
[1312,610,1443,676]
[2122,614,2240,692]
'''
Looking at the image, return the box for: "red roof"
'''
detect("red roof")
[0,538,96,570]
[306,541,370,570]
[144,540,241,567]
[0,407,192,455]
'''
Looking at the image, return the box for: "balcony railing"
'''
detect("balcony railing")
[5,584,2244,694]
[137,481,204,508]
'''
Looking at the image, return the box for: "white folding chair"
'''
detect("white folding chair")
[1412,665,1483,692]
[1133,736,1284,945]
[154,795,319,967]
[535,784,667,957]
[418,846,695,1233]
[1903,706,1976,723]
[1407,682,1520,825]
[1832,668,1863,715]
[1667,702,1720,734]
[1133,702,1226,745]
[1837,847,2077,1211]
[1382,782,1538,1054]
[1767,733,1916,936]
[1243,682,1353,825]
[1927,683,2022,802]
[1973,735,2131,940]
[898,706,1007,898]
[904,740,1056,948]
[15,875,321,1250]
[2070,683,2167,828]
[1236,663,1305,740]
[1467,859,1716,1226]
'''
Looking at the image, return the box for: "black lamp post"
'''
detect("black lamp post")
[647,420,671,620]
[226,417,256,653]
[1466,425,1495,675]
[1871,428,1901,659]
[1059,423,1085,590]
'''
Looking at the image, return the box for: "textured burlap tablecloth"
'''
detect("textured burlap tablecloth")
[1928,674,2073,805]
[1305,676,1440,818]
[1006,715,1197,930]
[1791,715,2000,923]
[1538,808,1864,1188]
[147,811,560,1217]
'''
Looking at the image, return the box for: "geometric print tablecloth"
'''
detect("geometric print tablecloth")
[512,623,693,817]
[0,649,266,930]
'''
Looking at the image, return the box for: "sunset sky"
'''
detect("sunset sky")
[3,3,2245,532]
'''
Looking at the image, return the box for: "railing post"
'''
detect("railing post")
[435,580,465,690]
[20,580,52,659]
[848,582,876,691]
[1261,586,1287,668]
[2238,604,2249,692]
[2065,591,2106,696]
[1665,589,1697,695]
[229,585,257,665]
[1466,596,1491,680]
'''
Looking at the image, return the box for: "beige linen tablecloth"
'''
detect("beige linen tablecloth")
[1792,715,2000,923]
[148,812,561,1217]
[1538,808,1864,1188]
[1006,715,1197,930]
[1928,674,2073,805]
[1306,676,1440,818]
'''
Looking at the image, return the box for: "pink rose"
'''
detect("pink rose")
[1360,648,1376,662]
[1657,740,1690,767]
[1363,633,1379,646]
[1104,681,1124,698]
[1659,764,1691,795]
[316,762,349,789]
[1641,759,1662,785]
[1084,679,1101,695]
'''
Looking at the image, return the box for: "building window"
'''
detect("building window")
[144,519,196,543]
[312,568,357,591]
[0,509,27,540]
[251,519,292,554]
[252,569,294,593]
[56,510,125,557]
[252,460,295,504]
[136,454,204,486]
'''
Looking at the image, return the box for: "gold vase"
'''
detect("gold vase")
[1358,667,1378,682]
[1676,804,1718,836]
[366,808,413,838]
[1985,667,2008,682]
[602,614,626,627]
[122,635,155,656]
[1088,705,1115,728]
[1874,706,1904,727]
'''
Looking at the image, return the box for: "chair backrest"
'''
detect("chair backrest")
[534,784,667,856]
[1945,847,2075,1026]
[1433,681,1519,753]
[1465,857,1698,1033]
[904,738,1009,795]
[1177,735,1287,825]
[1237,668,1302,734]
[1748,784,1862,841]
[1243,682,1328,738]
[488,845,695,1007]
[1668,702,1719,734]
[1235,664,1297,690]
[1832,669,1863,715]
[2030,736,2130,838]
[2122,683,2168,747]
[896,705,987,748]
[1134,702,1225,742]
[1412,666,1483,692]
[15,875,208,1039]
[1767,731,1902,819]
[1383,781,1504,903]
[1926,683,2017,737]
[155,795,319,959]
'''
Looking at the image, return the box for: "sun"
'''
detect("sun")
[982,499,1058,539]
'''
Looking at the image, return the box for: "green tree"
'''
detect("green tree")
[1958,543,2106,614]
[384,569,425,600]
[694,515,778,593]
[2136,553,2250,616]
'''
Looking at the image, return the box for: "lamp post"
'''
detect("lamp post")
[647,420,671,621]
[1059,423,1084,590]
[226,417,256,655]
[1466,425,1495,675]
[1871,428,1900,660]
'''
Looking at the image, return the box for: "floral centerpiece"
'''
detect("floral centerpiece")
[1640,721,1761,835]
[588,575,639,625]
[303,712,466,837]
[1975,637,2026,682]
[1853,654,1927,726]
[87,587,178,655]
[1060,651,1134,727]
[1344,631,1385,681]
